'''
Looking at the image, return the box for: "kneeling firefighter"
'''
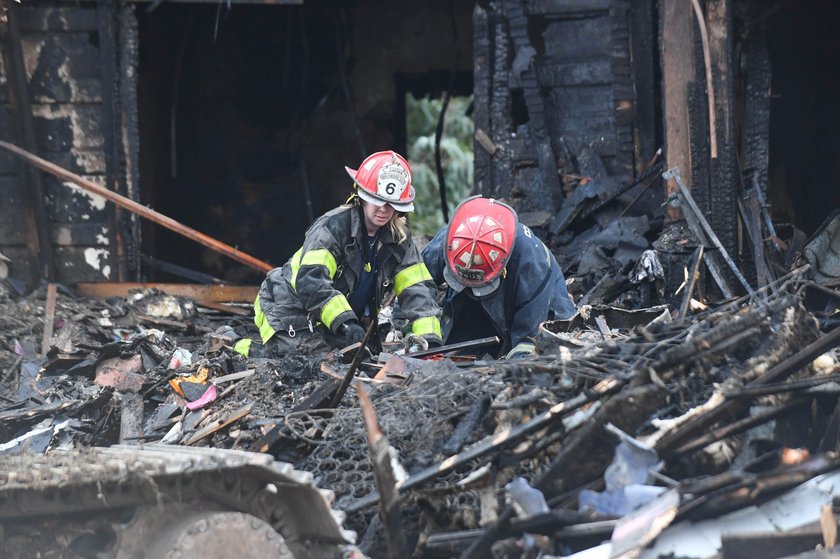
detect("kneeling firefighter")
[235,150,443,358]
[421,196,576,360]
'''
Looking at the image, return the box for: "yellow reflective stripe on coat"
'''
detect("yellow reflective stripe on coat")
[321,294,352,330]
[291,248,337,290]
[394,262,433,296]
[233,338,252,357]
[253,296,277,343]
[411,316,442,338]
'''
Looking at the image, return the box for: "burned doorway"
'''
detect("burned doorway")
[136,1,475,283]
[757,0,840,236]
[138,2,334,284]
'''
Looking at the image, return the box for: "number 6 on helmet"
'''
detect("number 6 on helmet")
[345,150,416,212]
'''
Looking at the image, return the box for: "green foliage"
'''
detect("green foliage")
[406,94,474,237]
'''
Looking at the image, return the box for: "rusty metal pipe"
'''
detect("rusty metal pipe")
[0,141,274,274]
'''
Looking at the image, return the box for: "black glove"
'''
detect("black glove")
[335,320,366,347]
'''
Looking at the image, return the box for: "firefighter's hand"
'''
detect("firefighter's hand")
[336,321,366,347]
[506,342,536,360]
[423,334,443,348]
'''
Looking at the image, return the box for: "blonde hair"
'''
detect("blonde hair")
[350,190,409,245]
[388,213,408,245]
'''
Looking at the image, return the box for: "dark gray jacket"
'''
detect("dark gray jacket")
[255,204,441,343]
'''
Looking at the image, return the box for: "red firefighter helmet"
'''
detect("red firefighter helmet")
[345,150,415,212]
[443,196,518,297]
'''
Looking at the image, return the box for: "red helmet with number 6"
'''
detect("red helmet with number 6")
[345,150,415,212]
[443,196,518,297]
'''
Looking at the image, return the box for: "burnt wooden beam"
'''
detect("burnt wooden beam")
[473,5,492,194]
[502,0,561,212]
[535,384,667,499]
[673,397,809,457]
[0,142,274,273]
[743,36,772,200]
[356,384,408,559]
[682,454,840,521]
[40,283,57,357]
[74,282,258,303]
[0,4,53,284]
[97,0,126,282]
[460,384,667,559]
[655,324,840,456]
[707,0,740,271]
[629,0,658,175]
[661,0,695,221]
[345,375,626,513]
[721,532,825,559]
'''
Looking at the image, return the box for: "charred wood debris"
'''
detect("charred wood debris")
[0,183,839,559]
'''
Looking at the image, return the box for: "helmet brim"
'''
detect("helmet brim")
[356,185,414,212]
[443,263,500,297]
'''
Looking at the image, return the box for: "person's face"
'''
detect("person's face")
[362,201,395,231]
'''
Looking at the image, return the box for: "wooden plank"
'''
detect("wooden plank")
[74,282,259,303]
[661,0,695,220]
[357,384,408,558]
[185,402,253,446]
[41,283,57,356]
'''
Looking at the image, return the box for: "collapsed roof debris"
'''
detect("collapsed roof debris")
[1,1,840,556]
[0,216,839,558]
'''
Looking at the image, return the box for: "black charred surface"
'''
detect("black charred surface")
[707,0,739,279]
[0,3,140,286]
[535,384,667,500]
[742,32,771,199]
[474,0,642,223]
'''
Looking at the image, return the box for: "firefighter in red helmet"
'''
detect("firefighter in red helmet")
[421,196,576,359]
[235,151,442,358]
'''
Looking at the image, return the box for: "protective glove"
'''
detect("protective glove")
[423,334,443,348]
[505,342,536,361]
[335,320,366,347]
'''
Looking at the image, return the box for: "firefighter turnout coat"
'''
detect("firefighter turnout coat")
[254,204,442,346]
[422,222,576,356]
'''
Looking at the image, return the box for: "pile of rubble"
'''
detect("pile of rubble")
[0,206,839,558]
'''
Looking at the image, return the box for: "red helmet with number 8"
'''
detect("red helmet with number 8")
[443,196,517,297]
[345,150,415,212]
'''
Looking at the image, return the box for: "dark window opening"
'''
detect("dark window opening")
[137,3,335,283]
[765,0,840,236]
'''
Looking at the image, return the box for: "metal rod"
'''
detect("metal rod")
[405,336,501,359]
[665,167,754,295]
[0,141,274,274]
